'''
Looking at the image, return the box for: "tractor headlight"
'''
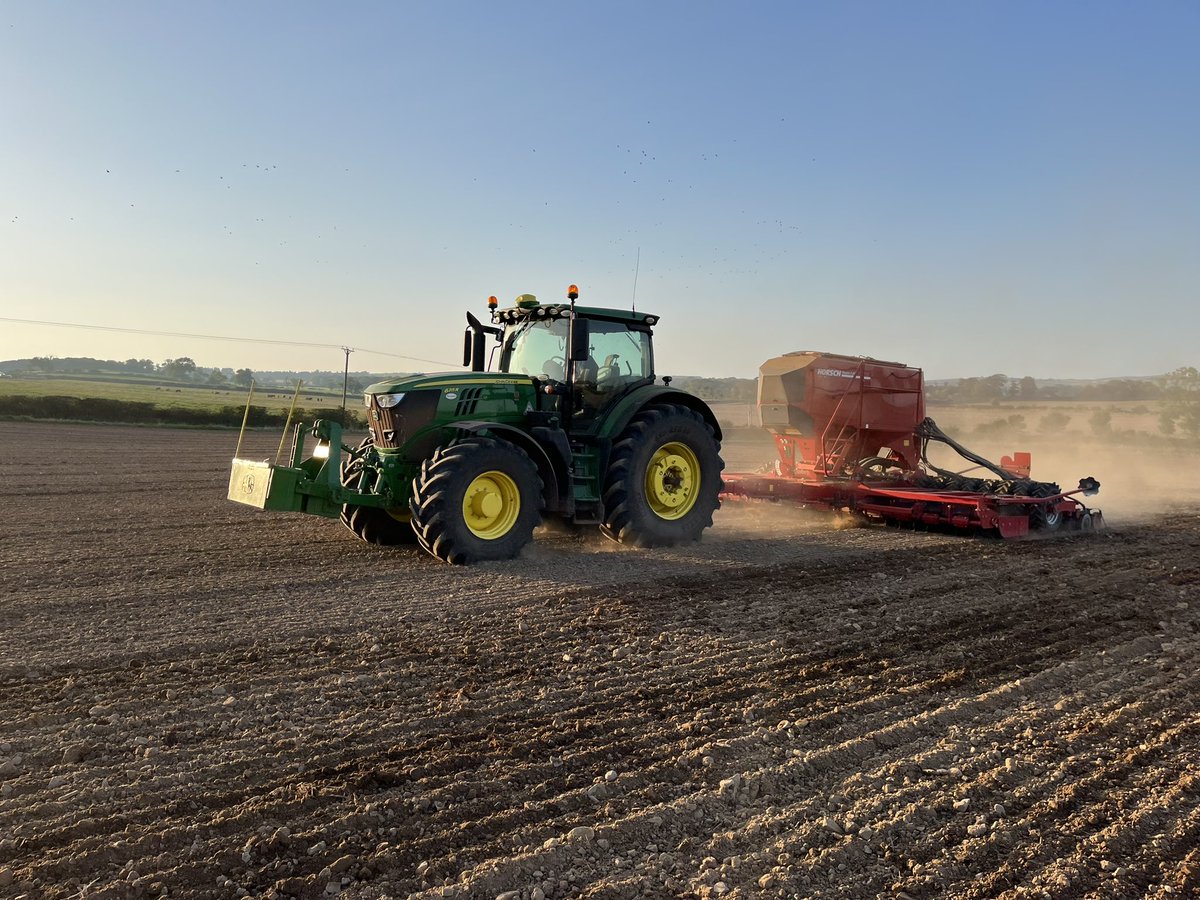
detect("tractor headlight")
[374,392,406,409]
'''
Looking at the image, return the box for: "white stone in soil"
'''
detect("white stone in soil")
[717,774,742,796]
[821,816,843,835]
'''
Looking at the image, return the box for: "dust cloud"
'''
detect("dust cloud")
[719,424,1199,528]
[938,435,1200,525]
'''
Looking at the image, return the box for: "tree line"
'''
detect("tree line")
[927,368,1199,403]
[10,355,256,387]
[4,355,376,392]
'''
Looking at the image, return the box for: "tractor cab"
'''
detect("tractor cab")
[471,288,660,427]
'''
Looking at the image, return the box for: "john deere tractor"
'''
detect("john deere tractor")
[228,286,724,564]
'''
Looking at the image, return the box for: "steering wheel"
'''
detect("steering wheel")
[543,356,567,381]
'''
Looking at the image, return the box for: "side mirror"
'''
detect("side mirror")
[569,318,590,362]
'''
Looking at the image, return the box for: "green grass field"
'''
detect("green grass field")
[0,374,364,427]
[0,375,348,414]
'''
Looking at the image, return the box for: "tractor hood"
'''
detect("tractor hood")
[364,371,536,396]
[362,371,543,452]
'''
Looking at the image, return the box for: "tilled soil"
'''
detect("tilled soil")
[0,421,1197,900]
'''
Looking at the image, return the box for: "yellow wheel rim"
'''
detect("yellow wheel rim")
[385,508,412,523]
[645,441,700,520]
[462,470,521,539]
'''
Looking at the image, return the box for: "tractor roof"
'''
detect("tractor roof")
[494,302,660,328]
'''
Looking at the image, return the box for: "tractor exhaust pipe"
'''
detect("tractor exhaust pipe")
[464,312,500,372]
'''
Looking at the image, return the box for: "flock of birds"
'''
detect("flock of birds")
[9,128,812,301]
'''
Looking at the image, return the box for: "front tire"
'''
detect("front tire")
[601,404,723,547]
[410,438,544,564]
[340,439,417,545]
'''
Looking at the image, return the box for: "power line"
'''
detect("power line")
[0,315,459,368]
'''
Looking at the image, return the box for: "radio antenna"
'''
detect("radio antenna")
[631,246,641,312]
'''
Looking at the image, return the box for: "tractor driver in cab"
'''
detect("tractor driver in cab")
[502,313,654,412]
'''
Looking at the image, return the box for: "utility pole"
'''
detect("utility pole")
[341,346,354,426]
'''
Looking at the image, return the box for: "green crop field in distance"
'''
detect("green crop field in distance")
[0,375,347,414]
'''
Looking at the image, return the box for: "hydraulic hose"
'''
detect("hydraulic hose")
[916,417,1020,481]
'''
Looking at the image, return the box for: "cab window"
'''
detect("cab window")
[577,321,652,394]
[501,318,569,380]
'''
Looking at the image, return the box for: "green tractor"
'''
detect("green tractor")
[228,286,725,564]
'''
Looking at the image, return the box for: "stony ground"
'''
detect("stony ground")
[0,421,1197,900]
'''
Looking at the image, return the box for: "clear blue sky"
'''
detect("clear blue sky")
[2,1,1197,380]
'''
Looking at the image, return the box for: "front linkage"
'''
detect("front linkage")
[229,419,389,518]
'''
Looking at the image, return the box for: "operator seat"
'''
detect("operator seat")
[573,356,606,418]
[595,354,622,392]
[575,356,598,385]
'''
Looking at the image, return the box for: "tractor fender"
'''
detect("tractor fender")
[599,385,724,443]
[443,421,563,513]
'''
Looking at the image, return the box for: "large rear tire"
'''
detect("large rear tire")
[340,439,417,545]
[1024,482,1064,533]
[410,438,544,564]
[601,404,723,547]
